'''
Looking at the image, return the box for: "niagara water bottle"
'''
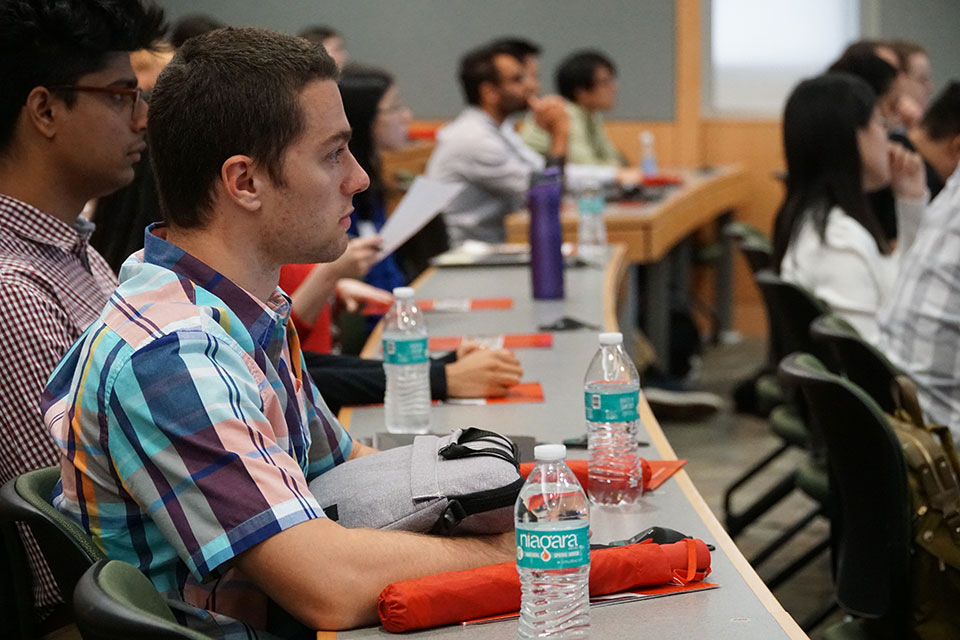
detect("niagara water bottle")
[516,444,590,638]
[584,332,643,505]
[382,287,430,433]
[576,178,607,264]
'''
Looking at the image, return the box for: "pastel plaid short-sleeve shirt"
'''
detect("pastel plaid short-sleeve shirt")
[43,224,353,639]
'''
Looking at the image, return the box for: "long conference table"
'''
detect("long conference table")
[504,165,749,364]
[325,244,808,639]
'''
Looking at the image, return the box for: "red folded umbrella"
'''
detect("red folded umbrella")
[519,458,653,492]
[377,538,711,633]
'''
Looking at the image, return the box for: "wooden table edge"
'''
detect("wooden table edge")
[638,397,807,638]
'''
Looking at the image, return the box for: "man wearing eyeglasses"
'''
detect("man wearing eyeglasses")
[0,0,165,632]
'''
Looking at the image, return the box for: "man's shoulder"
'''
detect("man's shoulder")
[435,109,501,149]
[0,255,68,315]
[103,263,241,355]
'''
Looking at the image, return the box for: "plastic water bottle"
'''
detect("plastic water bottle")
[516,444,590,638]
[584,332,643,505]
[639,131,658,176]
[383,287,430,433]
[576,178,607,264]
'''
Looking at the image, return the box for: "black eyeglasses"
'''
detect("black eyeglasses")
[48,85,150,120]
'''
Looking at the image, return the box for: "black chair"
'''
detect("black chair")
[724,272,832,540]
[74,559,212,640]
[725,223,784,416]
[0,467,106,611]
[724,221,773,274]
[1,519,32,638]
[810,314,901,414]
[780,353,912,640]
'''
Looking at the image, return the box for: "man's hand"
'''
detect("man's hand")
[529,94,570,158]
[896,94,923,129]
[890,142,927,201]
[446,344,523,398]
[335,279,393,313]
[617,166,643,187]
[529,95,570,139]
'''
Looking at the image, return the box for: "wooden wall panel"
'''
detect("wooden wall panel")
[701,119,785,336]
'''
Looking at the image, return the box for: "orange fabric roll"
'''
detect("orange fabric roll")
[377,539,711,633]
[519,458,653,492]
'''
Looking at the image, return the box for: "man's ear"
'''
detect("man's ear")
[23,87,59,140]
[220,155,262,212]
[478,81,498,109]
[948,133,960,159]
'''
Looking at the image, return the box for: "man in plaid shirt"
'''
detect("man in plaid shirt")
[43,27,514,638]
[0,0,165,630]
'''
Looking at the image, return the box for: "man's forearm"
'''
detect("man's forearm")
[239,517,514,630]
[331,526,513,627]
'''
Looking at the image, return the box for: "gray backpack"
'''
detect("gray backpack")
[308,427,523,535]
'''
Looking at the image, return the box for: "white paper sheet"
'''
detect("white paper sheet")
[375,177,465,259]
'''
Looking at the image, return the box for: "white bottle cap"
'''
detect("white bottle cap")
[392,287,414,298]
[534,444,567,461]
[599,332,623,345]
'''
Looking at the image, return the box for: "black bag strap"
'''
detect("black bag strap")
[428,500,467,536]
[438,428,520,470]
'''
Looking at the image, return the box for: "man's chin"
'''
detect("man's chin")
[300,238,349,265]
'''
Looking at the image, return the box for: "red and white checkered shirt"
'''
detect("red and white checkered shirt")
[0,193,116,610]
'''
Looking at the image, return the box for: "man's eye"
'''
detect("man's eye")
[330,148,345,162]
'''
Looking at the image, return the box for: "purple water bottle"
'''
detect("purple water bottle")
[528,167,564,300]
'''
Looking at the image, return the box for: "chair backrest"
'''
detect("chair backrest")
[755,270,834,366]
[74,559,213,640]
[0,520,32,639]
[779,353,911,632]
[0,466,106,606]
[724,221,773,274]
[810,314,903,415]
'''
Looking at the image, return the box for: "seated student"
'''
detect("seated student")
[772,73,926,346]
[521,49,625,167]
[890,39,935,113]
[489,37,543,95]
[426,43,570,245]
[0,0,164,628]
[92,14,226,272]
[829,51,905,242]
[878,163,960,444]
[298,24,348,69]
[339,64,411,294]
[43,28,516,637]
[890,81,960,201]
[487,37,547,154]
[91,44,174,273]
[838,40,920,125]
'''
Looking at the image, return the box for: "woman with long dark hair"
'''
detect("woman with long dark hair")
[773,73,927,344]
[339,63,412,292]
